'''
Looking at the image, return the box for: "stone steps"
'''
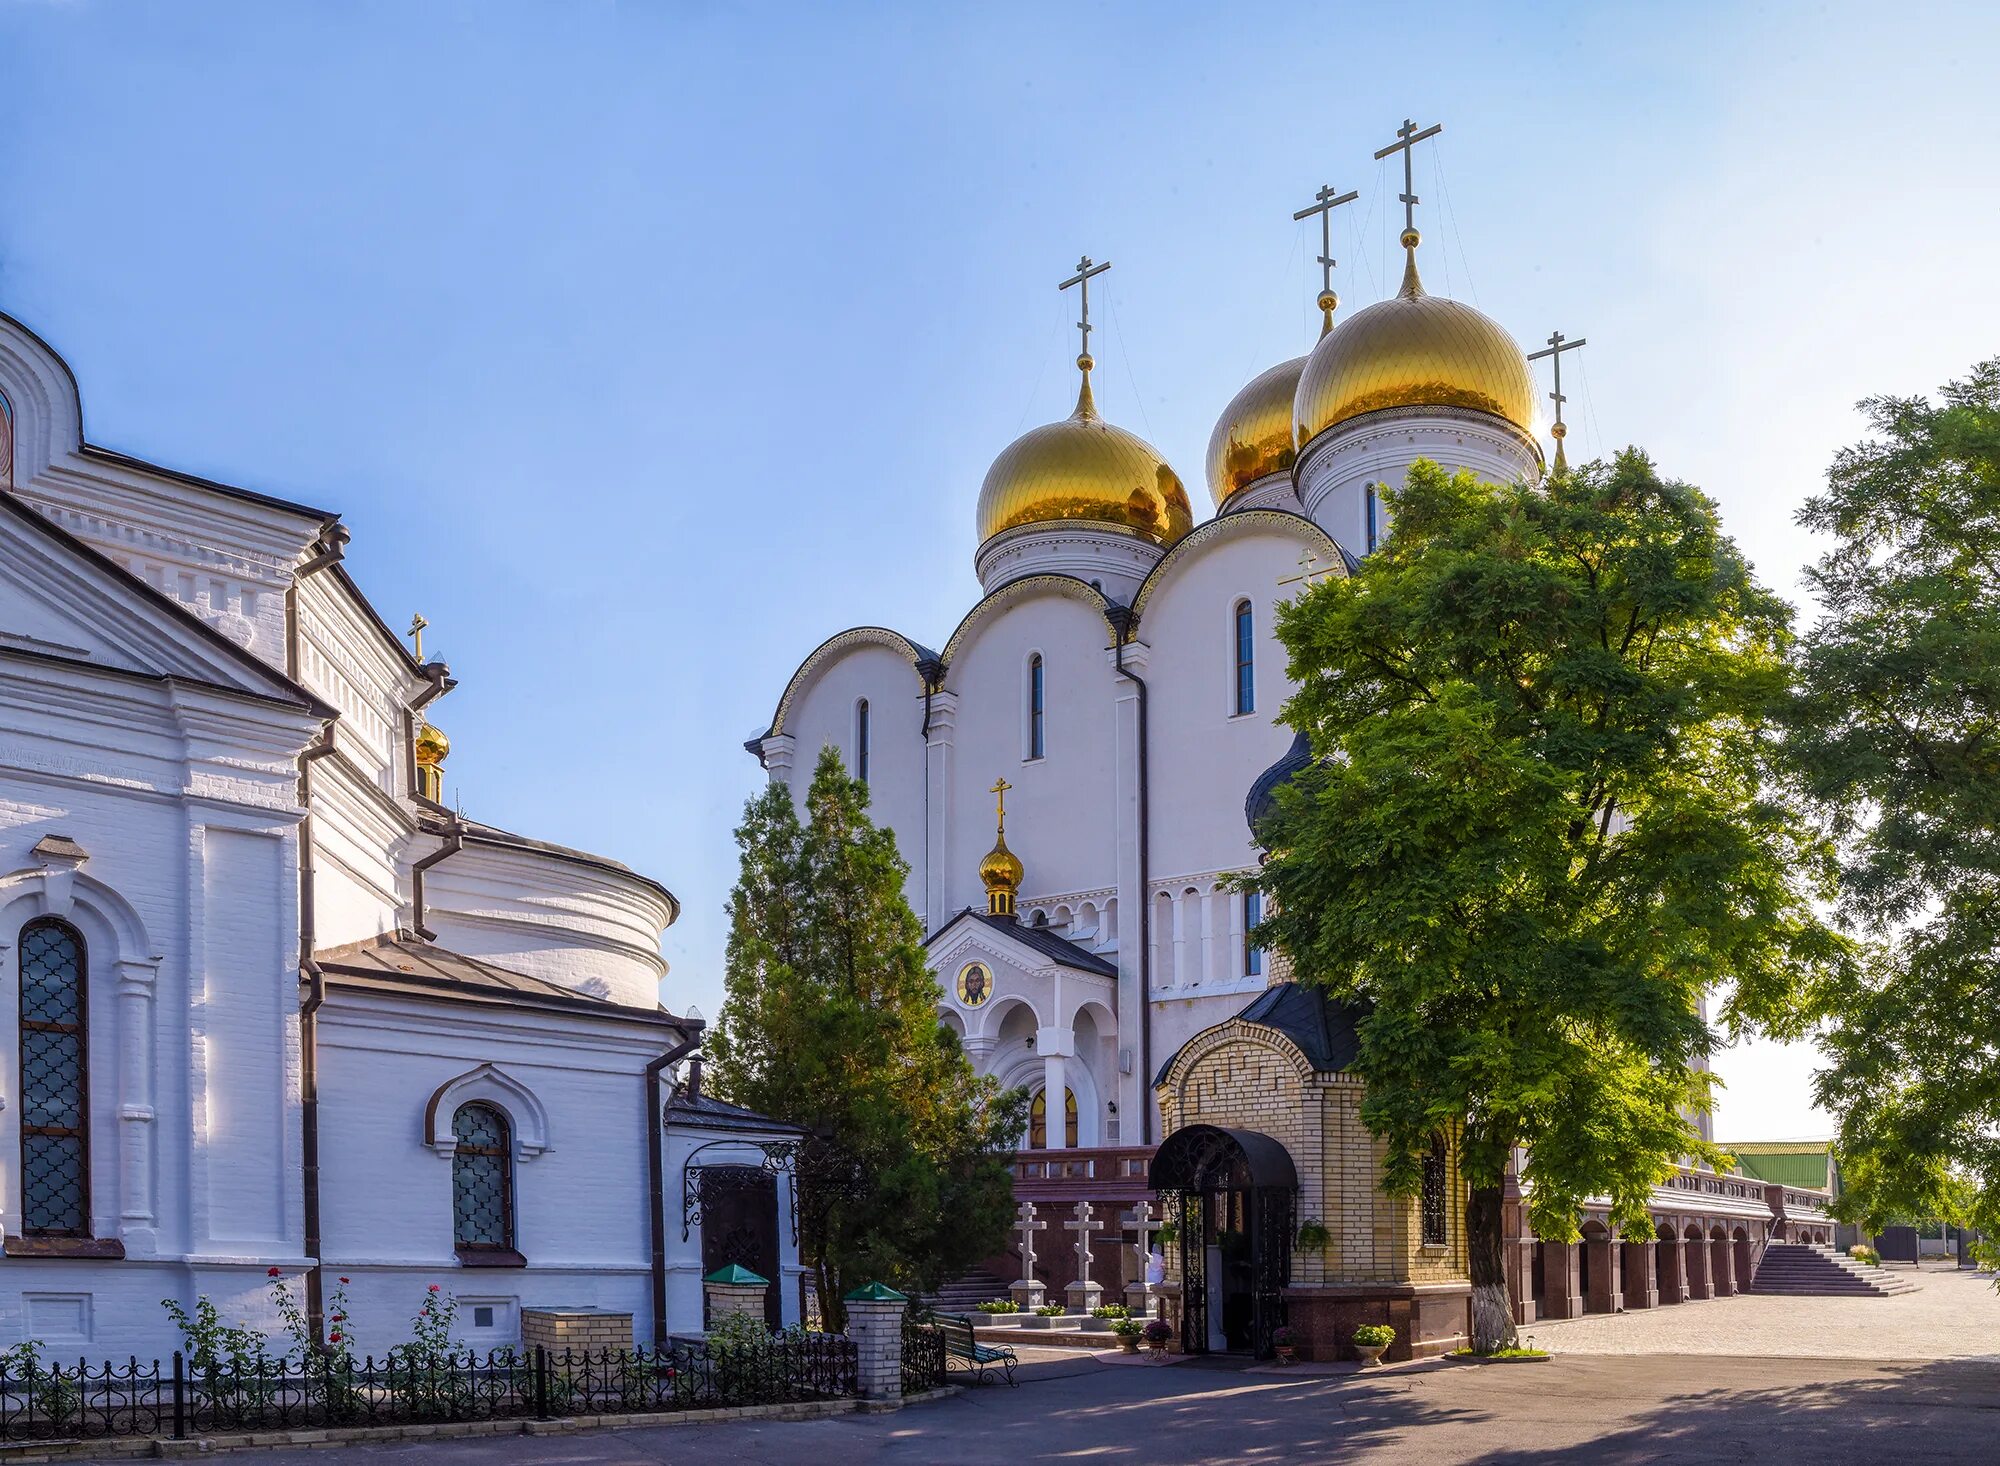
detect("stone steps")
[922,1267,1014,1313]
[1751,1243,1916,1297]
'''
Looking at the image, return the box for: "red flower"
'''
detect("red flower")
[339,1277,350,1285]
[331,1313,345,1323]
[268,1267,283,1278]
[328,1331,342,1343]
[428,1284,441,1293]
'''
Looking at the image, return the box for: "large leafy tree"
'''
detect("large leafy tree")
[708,745,1026,1326]
[1250,453,1840,1351]
[1786,362,2000,1243]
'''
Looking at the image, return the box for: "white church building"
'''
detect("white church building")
[0,311,801,1359]
[753,208,1554,1157]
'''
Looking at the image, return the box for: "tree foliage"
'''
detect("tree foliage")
[1786,362,2000,1238]
[707,746,1026,1325]
[1250,453,1840,1348]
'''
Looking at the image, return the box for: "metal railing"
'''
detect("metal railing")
[0,1337,860,1442]
[900,1315,946,1396]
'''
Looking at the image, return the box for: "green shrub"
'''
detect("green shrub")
[1850,1245,1881,1266]
[1110,1318,1143,1338]
[1090,1304,1130,1320]
[1034,1305,1066,1317]
[1296,1219,1331,1249]
[1352,1324,1395,1348]
[974,1299,1019,1314]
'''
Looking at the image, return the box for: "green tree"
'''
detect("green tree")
[1249,453,1840,1351]
[1785,362,2000,1246]
[708,746,1026,1326]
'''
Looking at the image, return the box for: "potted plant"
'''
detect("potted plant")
[975,1299,1019,1315]
[1142,1318,1173,1355]
[1352,1323,1394,1366]
[1157,1220,1178,1250]
[1111,1317,1143,1353]
[1271,1324,1298,1363]
[1296,1219,1331,1250]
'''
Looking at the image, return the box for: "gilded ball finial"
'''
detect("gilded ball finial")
[1550,421,1567,439]
[1317,289,1338,314]
[1400,227,1421,250]
[1076,353,1094,372]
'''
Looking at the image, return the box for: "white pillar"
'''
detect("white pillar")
[1171,893,1188,992]
[1198,889,1215,986]
[1037,1026,1076,1151]
[116,956,161,1254]
[761,733,797,786]
[1107,641,1149,1136]
[923,691,959,932]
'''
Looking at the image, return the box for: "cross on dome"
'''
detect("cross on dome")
[1527,330,1587,471]
[1058,255,1111,414]
[1293,183,1359,336]
[1374,116,1443,295]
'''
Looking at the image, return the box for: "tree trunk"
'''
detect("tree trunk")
[1466,1182,1518,1354]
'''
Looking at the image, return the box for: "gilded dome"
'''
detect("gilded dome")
[977,374,1193,547]
[1207,355,1306,508]
[414,721,450,766]
[979,831,1024,893]
[1294,245,1536,448]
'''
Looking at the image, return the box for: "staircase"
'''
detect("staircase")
[921,1266,1013,1314]
[1751,1242,1917,1296]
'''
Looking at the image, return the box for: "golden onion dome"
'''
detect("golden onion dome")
[979,831,1024,893]
[1294,235,1537,448]
[977,368,1194,547]
[1207,354,1306,508]
[414,721,450,766]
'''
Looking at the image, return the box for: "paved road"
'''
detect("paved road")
[116,1351,2000,1466]
[1524,1263,2000,1360]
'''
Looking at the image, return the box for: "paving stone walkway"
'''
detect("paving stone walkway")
[1524,1264,2000,1359]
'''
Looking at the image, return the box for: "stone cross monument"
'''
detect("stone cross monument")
[1010,1201,1047,1311]
[1063,1200,1106,1314]
[1121,1199,1162,1318]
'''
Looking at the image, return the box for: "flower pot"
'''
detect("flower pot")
[1147,1338,1169,1355]
[1274,1345,1295,1364]
[1118,1336,1140,1353]
[1355,1343,1387,1367]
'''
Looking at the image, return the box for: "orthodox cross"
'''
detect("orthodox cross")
[1058,255,1110,369]
[1526,330,1587,470]
[1065,1200,1106,1285]
[1373,117,1444,238]
[1015,1201,1046,1281]
[990,776,1012,835]
[405,612,429,661]
[1277,548,1336,589]
[1120,1199,1160,1257]
[1293,183,1360,334]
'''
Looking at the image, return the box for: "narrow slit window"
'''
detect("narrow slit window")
[1233,600,1255,715]
[20,919,89,1237]
[855,699,870,784]
[1420,1133,1449,1246]
[1243,890,1263,977]
[1365,485,1380,553]
[1028,655,1046,760]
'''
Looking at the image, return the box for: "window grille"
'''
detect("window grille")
[452,1103,513,1250]
[20,919,89,1237]
[1420,1134,1449,1246]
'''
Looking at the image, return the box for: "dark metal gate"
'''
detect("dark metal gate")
[698,1166,782,1329]
[1151,1125,1297,1359]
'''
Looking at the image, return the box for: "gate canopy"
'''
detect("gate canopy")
[1149,1124,1298,1192]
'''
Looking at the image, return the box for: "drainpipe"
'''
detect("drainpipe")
[1108,609,1153,1146]
[286,520,346,1344]
[409,820,465,944]
[647,1030,704,1348]
[405,661,459,941]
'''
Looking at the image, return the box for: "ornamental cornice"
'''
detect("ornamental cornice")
[1127,509,1342,621]
[1159,1015,1315,1102]
[1292,404,1543,486]
[938,573,1119,671]
[763,625,934,742]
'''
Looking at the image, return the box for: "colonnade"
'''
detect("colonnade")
[1511,1219,1767,1323]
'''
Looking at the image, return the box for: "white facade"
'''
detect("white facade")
[755,348,1545,1149]
[0,312,797,1358]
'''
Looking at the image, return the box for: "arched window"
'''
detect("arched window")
[1233,600,1255,715]
[452,1102,514,1253]
[1027,655,1046,760]
[1365,485,1381,554]
[1420,1133,1449,1246]
[1029,1088,1078,1149]
[1243,890,1263,978]
[0,390,13,492]
[19,918,89,1237]
[855,698,871,784]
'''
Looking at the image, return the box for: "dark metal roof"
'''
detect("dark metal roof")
[316,930,695,1029]
[664,1088,804,1135]
[1149,1124,1299,1192]
[926,908,1119,979]
[417,817,680,917]
[1244,730,1313,842]
[1154,981,1364,1085]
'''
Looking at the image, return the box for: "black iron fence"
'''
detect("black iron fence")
[0,1336,860,1442]
[900,1313,946,1396]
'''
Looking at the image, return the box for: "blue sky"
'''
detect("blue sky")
[4,1,1996,1140]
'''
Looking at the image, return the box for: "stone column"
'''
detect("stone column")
[1540,1242,1583,1320]
[1107,641,1149,1133]
[843,1283,907,1403]
[1684,1231,1713,1299]
[116,956,161,1254]
[1584,1234,1623,1314]
[703,1264,770,1329]
[1507,1236,1538,1325]
[1038,1028,1074,1150]
[1170,893,1188,992]
[1711,1233,1735,1296]
[1063,1201,1106,1314]
[923,693,959,931]
[1010,1202,1047,1310]
[1622,1239,1659,1309]
[761,733,797,785]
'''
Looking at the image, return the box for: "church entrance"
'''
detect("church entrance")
[1149,1125,1296,1358]
[698,1167,782,1329]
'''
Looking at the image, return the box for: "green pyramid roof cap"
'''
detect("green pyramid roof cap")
[843,1281,907,1303]
[703,1264,769,1286]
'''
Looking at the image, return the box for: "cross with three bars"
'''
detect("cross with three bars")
[1293,182,1359,334]
[1526,330,1587,470]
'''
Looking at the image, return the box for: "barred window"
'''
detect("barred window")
[20,919,89,1237]
[1420,1133,1448,1246]
[452,1103,513,1250]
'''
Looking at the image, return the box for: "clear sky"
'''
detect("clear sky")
[4,0,1996,1143]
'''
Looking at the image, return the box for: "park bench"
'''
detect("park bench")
[936,1313,1018,1386]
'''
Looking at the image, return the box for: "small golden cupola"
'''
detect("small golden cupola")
[413,721,450,803]
[974,258,1192,596]
[1206,181,1359,512]
[979,777,1024,918]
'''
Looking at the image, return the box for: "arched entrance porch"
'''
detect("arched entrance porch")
[1149,1125,1297,1358]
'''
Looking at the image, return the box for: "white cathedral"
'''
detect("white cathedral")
[754,190,1562,1156]
[0,312,804,1358]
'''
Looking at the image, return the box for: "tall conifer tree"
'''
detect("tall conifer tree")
[708,746,1025,1325]
[1249,454,1839,1351]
